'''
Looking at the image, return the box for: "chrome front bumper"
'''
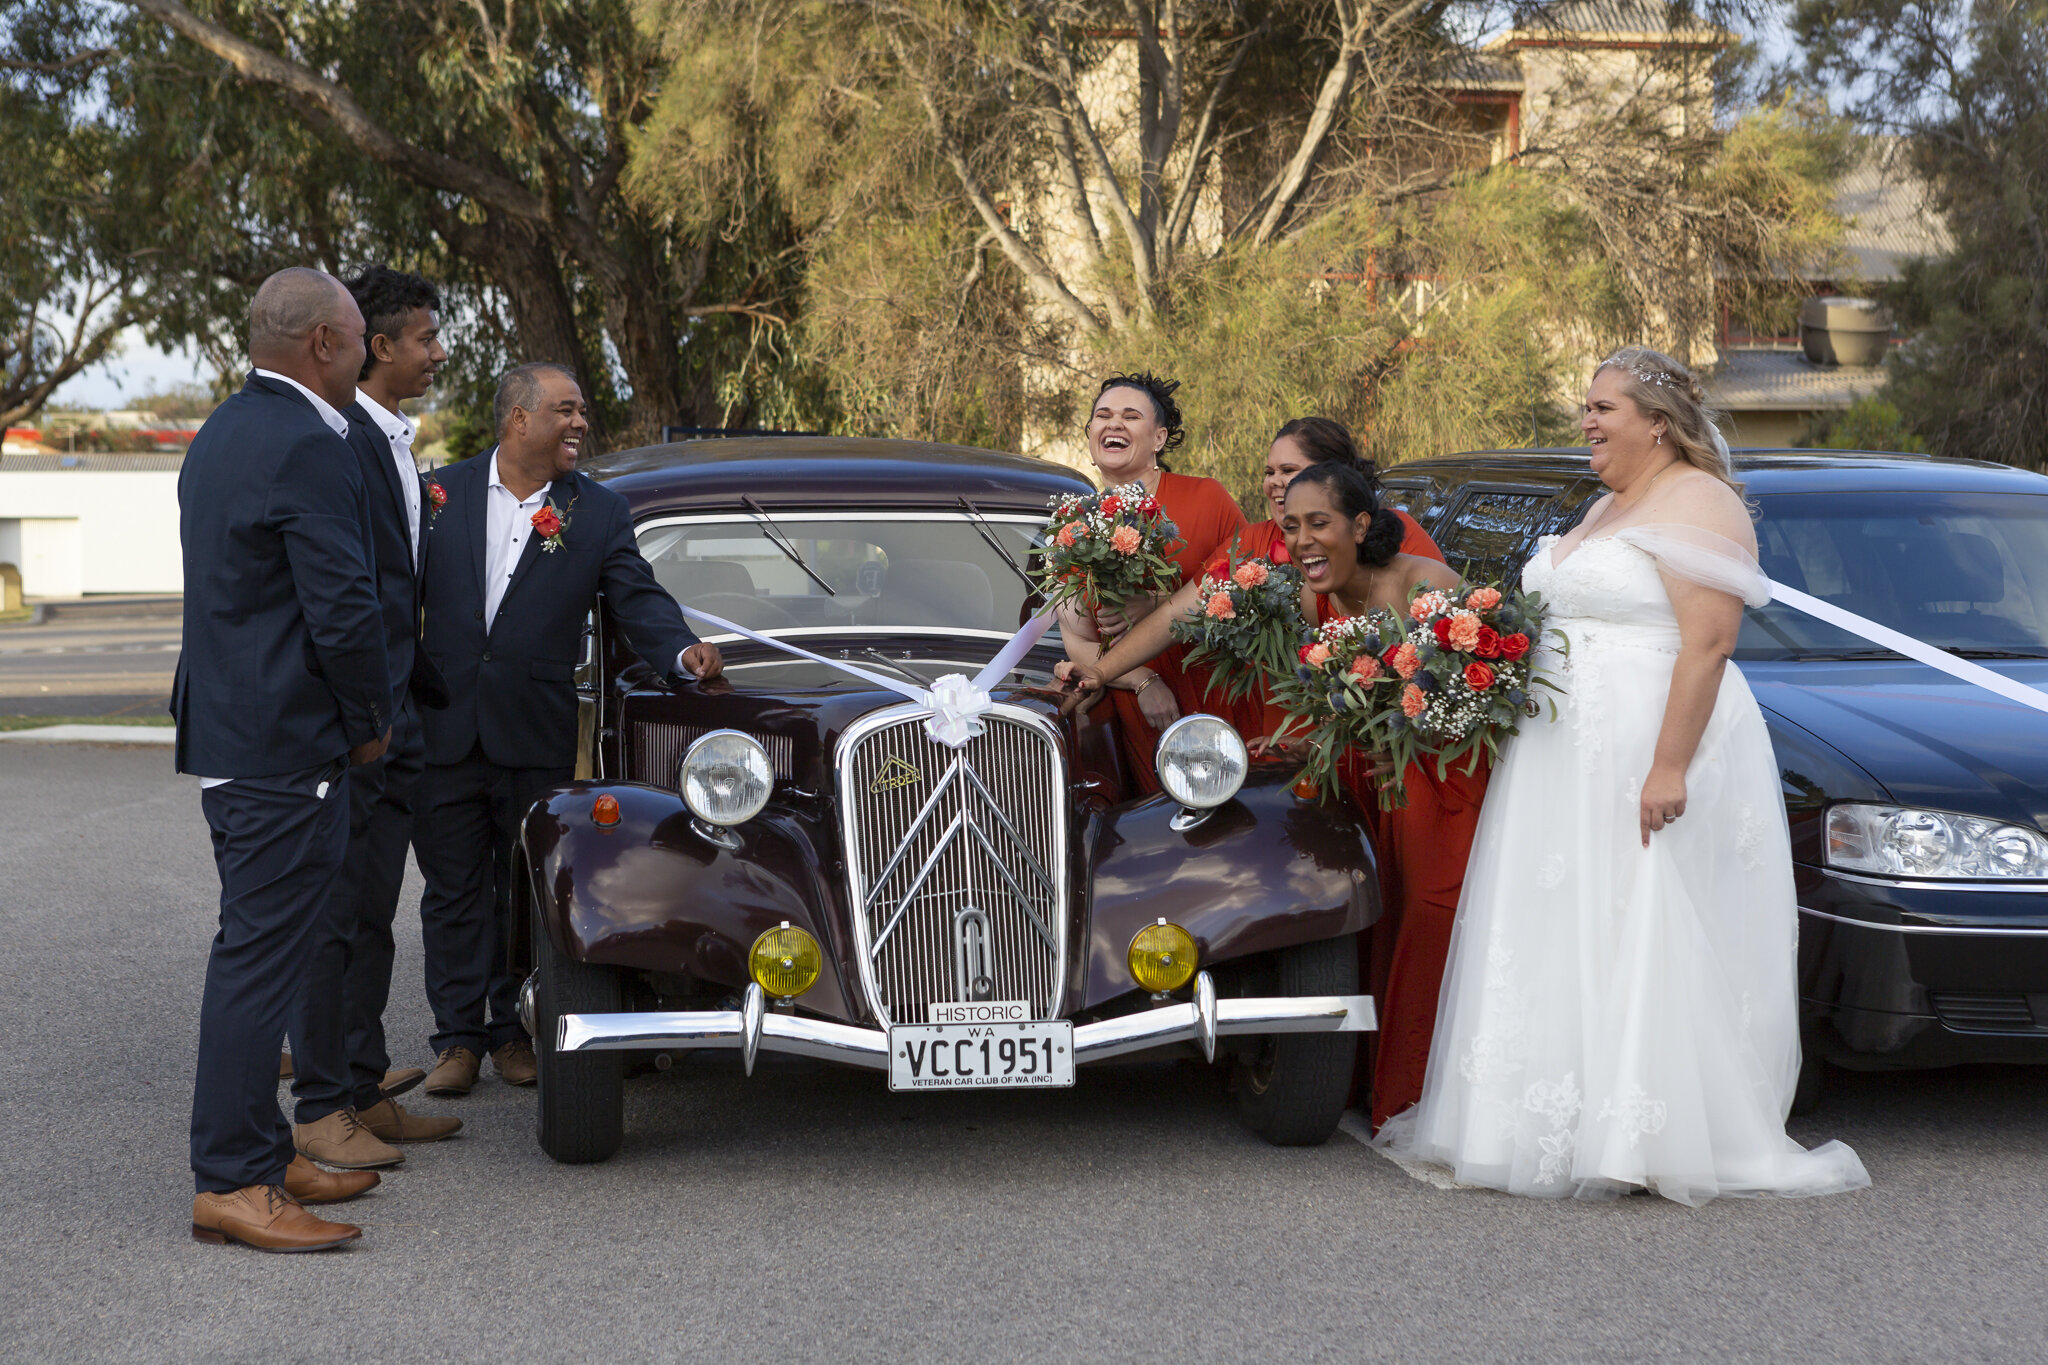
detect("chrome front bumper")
[556,972,1377,1075]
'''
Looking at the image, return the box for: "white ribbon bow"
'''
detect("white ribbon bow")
[676,605,1057,749]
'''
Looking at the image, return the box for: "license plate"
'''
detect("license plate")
[887,1018,1075,1091]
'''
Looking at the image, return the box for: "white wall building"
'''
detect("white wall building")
[0,457,185,597]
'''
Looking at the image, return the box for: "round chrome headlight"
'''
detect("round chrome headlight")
[679,729,772,827]
[1155,714,1247,810]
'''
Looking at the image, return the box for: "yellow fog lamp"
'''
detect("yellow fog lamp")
[1128,918,1198,995]
[749,921,822,1000]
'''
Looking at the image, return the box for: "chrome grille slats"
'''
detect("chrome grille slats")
[838,704,1067,1026]
[628,721,794,786]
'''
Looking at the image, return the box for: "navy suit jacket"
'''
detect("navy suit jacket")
[341,401,449,712]
[173,373,391,777]
[418,451,697,769]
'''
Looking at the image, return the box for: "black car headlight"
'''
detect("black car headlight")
[1826,803,2048,880]
[1155,714,1247,810]
[679,729,773,827]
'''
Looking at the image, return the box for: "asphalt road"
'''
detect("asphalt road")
[2,744,2044,1363]
[0,601,180,717]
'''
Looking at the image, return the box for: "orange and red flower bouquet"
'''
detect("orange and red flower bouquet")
[1273,582,1560,808]
[1168,557,1309,705]
[1033,482,1181,613]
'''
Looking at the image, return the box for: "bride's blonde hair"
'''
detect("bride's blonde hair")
[1593,347,1742,493]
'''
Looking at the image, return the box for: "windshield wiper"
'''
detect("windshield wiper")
[958,495,1035,591]
[740,495,836,597]
[1775,648,1906,661]
[1949,648,2048,659]
[860,649,934,686]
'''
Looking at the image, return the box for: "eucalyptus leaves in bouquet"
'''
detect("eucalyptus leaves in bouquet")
[1168,557,1309,704]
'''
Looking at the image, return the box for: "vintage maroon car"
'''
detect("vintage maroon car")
[511,437,1381,1162]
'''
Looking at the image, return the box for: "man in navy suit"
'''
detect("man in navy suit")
[414,363,723,1095]
[282,266,463,1169]
[175,267,393,1251]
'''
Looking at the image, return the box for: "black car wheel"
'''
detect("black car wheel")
[532,887,626,1164]
[1233,933,1360,1147]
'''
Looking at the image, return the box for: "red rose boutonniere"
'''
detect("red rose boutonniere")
[425,480,447,522]
[531,495,575,552]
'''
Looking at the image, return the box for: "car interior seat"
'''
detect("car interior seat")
[862,559,995,629]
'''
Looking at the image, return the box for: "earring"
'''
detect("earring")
[1655,433,1663,446]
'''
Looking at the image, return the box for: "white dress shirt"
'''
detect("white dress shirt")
[479,447,702,677]
[484,449,550,625]
[199,371,354,790]
[356,388,422,569]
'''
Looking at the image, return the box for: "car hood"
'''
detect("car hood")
[1740,658,2048,827]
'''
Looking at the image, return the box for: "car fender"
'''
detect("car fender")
[1076,765,1381,1009]
[517,782,862,1022]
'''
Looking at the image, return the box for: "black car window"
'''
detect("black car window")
[1739,491,2048,658]
[636,514,1047,638]
[1379,476,1441,530]
[1437,489,1560,583]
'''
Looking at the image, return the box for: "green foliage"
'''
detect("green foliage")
[1795,0,2048,470]
[1801,394,1929,452]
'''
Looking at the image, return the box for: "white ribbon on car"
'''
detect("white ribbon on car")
[1766,582,2048,717]
[678,604,1057,749]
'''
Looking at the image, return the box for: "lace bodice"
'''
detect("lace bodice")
[1523,535,1681,650]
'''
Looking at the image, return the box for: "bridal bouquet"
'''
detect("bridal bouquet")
[1168,557,1309,704]
[1033,483,1181,612]
[1274,582,1558,808]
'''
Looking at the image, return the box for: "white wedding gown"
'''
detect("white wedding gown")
[1375,528,1870,1206]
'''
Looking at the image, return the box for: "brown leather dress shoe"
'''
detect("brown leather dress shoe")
[283,1154,380,1204]
[380,1067,427,1100]
[491,1039,538,1086]
[192,1184,360,1252]
[293,1108,405,1170]
[359,1097,463,1143]
[279,1050,294,1080]
[424,1045,481,1096]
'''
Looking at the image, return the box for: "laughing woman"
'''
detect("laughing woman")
[1062,462,1485,1131]
[1060,373,1247,792]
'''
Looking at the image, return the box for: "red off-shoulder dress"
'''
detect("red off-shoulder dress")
[1107,472,1247,792]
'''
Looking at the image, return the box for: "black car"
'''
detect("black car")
[509,438,1383,1162]
[1385,450,2048,1105]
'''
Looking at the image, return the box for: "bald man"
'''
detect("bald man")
[174,267,394,1251]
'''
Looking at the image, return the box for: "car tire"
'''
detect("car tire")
[532,887,626,1164]
[1233,933,1360,1147]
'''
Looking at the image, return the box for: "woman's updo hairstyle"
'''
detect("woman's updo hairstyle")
[1593,346,1741,492]
[1286,460,1405,568]
[1273,415,1380,493]
[1094,371,1186,469]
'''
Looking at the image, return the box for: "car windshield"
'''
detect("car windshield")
[1738,491,2048,659]
[635,511,1047,639]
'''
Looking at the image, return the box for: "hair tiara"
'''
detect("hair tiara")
[1601,353,1682,390]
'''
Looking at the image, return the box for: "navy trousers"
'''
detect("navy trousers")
[288,705,424,1120]
[414,746,571,1057]
[191,762,349,1194]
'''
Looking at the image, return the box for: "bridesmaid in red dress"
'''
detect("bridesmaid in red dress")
[1059,373,1247,793]
[1064,458,1488,1134]
[1205,418,1444,739]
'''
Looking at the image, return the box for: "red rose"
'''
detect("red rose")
[1139,496,1161,515]
[1100,495,1123,517]
[1464,661,1496,690]
[532,506,563,538]
[426,481,447,510]
[1431,618,1453,648]
[1298,642,1319,664]
[1499,632,1531,661]
[1474,625,1502,659]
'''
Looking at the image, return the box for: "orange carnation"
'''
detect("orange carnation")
[1232,560,1270,588]
[1349,654,1382,682]
[1056,524,1077,547]
[1401,684,1428,718]
[1464,586,1502,610]
[1304,642,1333,666]
[1204,592,1237,620]
[1448,613,1482,652]
[1110,525,1142,554]
[1391,643,1421,679]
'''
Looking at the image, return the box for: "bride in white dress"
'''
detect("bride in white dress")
[1375,348,1870,1206]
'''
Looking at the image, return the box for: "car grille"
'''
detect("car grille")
[1930,992,2044,1033]
[837,703,1067,1026]
[627,720,795,787]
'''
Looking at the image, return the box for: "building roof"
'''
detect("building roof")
[1705,348,1891,412]
[1491,0,1730,46]
[1432,50,1524,90]
[1836,138,1952,280]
